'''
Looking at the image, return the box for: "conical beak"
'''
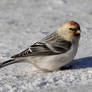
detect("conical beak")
[75,30,81,36]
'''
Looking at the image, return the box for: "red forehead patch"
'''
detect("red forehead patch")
[69,21,78,26]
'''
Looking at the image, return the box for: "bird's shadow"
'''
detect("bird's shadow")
[60,56,92,70]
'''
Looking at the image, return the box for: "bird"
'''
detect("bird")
[0,21,81,72]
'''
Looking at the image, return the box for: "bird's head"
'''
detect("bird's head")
[57,21,81,42]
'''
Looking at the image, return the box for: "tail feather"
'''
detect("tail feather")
[0,59,17,68]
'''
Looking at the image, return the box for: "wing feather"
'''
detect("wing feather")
[11,33,72,58]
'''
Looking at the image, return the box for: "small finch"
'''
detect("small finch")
[0,21,81,72]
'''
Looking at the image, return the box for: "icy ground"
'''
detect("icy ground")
[0,0,92,92]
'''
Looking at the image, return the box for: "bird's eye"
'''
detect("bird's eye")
[69,28,75,31]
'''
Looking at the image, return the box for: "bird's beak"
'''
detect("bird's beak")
[75,30,81,36]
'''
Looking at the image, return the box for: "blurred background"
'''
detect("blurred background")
[0,0,92,58]
[0,0,92,92]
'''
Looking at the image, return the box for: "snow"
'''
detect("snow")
[0,0,92,92]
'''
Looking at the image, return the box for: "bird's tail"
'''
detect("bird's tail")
[0,58,18,68]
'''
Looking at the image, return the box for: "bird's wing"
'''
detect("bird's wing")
[11,33,72,58]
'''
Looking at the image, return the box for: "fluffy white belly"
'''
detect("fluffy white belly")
[27,43,78,71]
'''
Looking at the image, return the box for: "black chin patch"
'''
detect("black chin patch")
[74,34,80,37]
